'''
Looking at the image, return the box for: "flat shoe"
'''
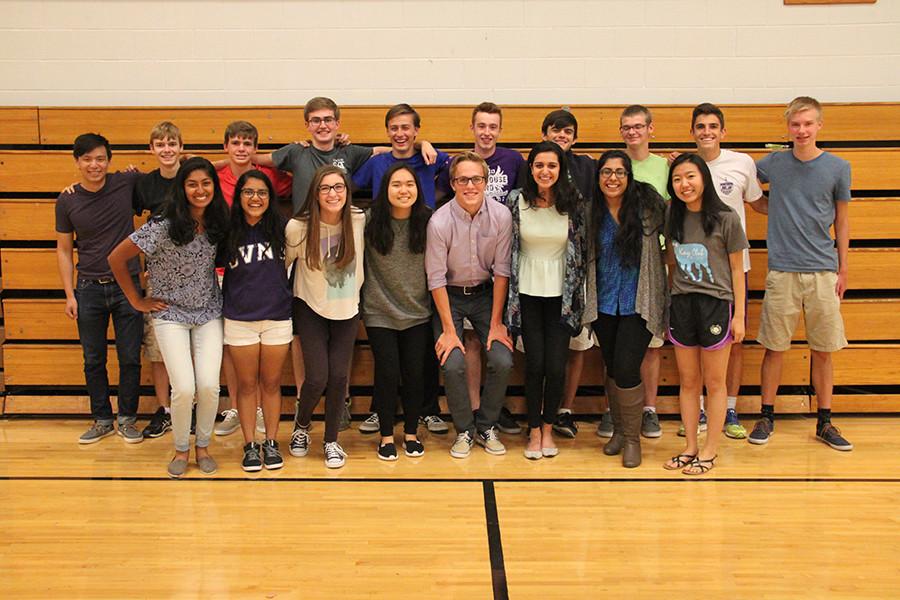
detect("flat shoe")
[663,453,697,471]
[682,455,716,476]
[541,446,559,458]
[167,457,188,479]
[523,448,542,460]
[197,455,218,475]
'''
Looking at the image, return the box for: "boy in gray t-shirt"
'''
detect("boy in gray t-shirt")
[749,96,853,452]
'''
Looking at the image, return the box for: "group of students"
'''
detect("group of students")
[55,95,853,478]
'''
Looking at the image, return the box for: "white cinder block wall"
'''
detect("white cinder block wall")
[1,0,898,106]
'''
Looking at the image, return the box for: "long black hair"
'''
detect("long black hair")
[665,153,731,243]
[221,169,286,264]
[521,141,579,215]
[365,162,431,255]
[595,150,665,268]
[160,156,229,246]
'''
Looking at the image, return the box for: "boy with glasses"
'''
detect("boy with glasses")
[426,152,514,458]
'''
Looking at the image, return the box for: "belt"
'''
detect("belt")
[447,281,491,296]
[80,276,117,285]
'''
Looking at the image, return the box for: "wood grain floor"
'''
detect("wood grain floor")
[1,416,898,599]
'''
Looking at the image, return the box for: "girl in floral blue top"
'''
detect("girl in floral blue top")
[109,157,229,479]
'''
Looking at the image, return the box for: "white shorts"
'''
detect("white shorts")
[648,334,665,349]
[569,326,598,351]
[224,318,293,346]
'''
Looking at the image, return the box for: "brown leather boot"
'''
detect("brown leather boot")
[617,381,644,468]
[603,377,624,456]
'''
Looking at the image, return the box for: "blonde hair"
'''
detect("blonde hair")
[785,96,823,122]
[449,150,489,180]
[149,121,182,145]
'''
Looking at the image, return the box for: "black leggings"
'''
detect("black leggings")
[293,299,360,443]
[592,313,652,389]
[520,294,571,429]
[367,322,430,437]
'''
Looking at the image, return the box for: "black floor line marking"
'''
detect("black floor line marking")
[2,475,899,483]
[483,481,509,600]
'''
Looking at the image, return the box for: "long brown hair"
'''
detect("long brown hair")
[292,165,357,271]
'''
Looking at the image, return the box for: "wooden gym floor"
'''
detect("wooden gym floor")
[1,415,898,599]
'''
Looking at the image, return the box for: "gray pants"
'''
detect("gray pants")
[433,287,513,436]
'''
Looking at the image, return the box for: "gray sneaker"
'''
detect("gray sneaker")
[117,421,144,444]
[476,427,507,455]
[421,414,449,434]
[596,411,614,438]
[197,455,218,475]
[79,421,115,444]
[359,412,380,434]
[450,431,474,458]
[641,410,662,439]
[167,457,188,479]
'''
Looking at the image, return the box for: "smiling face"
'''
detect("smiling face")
[224,135,256,168]
[184,168,215,214]
[531,151,560,196]
[149,136,183,170]
[451,159,487,213]
[787,108,822,150]
[542,124,576,152]
[471,111,502,155]
[75,145,110,187]
[317,172,348,223]
[305,108,339,149]
[671,161,704,211]
[691,114,725,154]
[239,177,269,225]
[598,157,629,203]
[386,113,419,158]
[387,168,417,215]
[620,114,653,150]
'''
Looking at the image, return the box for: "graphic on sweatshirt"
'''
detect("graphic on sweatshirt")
[673,242,714,284]
[321,234,355,298]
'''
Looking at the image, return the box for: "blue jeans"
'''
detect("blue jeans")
[74,276,143,425]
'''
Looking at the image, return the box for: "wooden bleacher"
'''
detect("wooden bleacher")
[1,104,898,416]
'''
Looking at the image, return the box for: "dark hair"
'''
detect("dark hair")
[595,150,665,268]
[692,102,725,129]
[541,109,578,138]
[472,102,502,125]
[520,141,579,216]
[223,120,258,146]
[160,157,229,246]
[291,165,357,271]
[384,103,421,128]
[222,170,286,266]
[365,163,431,256]
[73,133,111,160]
[666,153,731,243]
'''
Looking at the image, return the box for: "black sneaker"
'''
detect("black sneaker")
[553,411,578,438]
[242,442,263,472]
[748,418,774,445]
[142,407,172,439]
[816,423,853,451]
[497,407,522,434]
[290,426,310,457]
[404,439,425,457]
[261,439,284,469]
[377,442,398,461]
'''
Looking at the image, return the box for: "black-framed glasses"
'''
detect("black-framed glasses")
[600,168,628,179]
[308,116,336,126]
[452,175,487,187]
[619,124,647,133]
[318,183,347,195]
[240,188,270,199]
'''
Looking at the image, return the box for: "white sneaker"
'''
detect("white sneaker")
[289,426,310,457]
[359,412,380,433]
[324,441,347,468]
[450,431,474,458]
[421,414,449,434]
[255,406,265,434]
[214,408,240,436]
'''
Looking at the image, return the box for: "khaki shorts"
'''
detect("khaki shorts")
[758,270,847,353]
[225,319,294,346]
[142,312,164,362]
[648,334,665,349]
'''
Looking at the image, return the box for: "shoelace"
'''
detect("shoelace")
[483,428,499,442]
[291,429,309,446]
[221,409,237,419]
[324,442,345,460]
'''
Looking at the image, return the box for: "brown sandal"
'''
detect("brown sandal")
[682,455,716,476]
[663,453,697,470]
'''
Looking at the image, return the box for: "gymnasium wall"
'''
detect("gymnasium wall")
[1,0,899,107]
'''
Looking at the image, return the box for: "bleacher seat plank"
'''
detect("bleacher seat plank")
[0,200,56,241]
[748,248,900,291]
[745,198,900,241]
[1,248,73,290]
[814,394,900,412]
[833,345,900,386]
[36,104,900,145]
[0,107,40,145]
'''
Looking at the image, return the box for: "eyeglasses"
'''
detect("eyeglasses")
[240,188,270,199]
[600,168,628,179]
[452,176,487,187]
[308,117,336,126]
[619,124,648,133]
[318,183,347,195]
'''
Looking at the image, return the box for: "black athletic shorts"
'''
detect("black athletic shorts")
[667,293,733,350]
